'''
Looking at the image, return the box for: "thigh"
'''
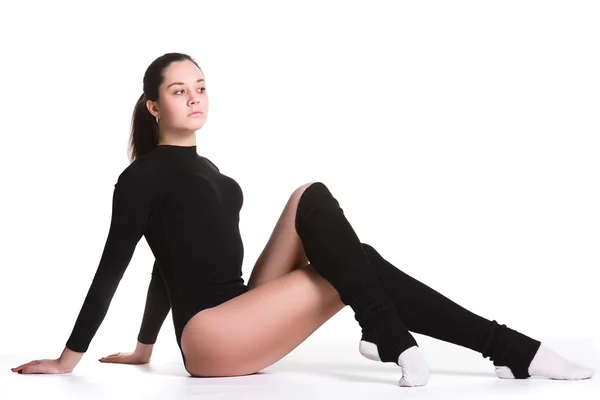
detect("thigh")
[181,264,345,377]
[247,182,314,290]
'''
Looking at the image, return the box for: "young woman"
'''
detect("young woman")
[11,53,594,387]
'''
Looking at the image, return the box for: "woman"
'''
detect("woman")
[11,53,594,386]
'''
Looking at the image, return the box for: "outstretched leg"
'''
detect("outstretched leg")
[361,242,595,380]
[295,182,429,386]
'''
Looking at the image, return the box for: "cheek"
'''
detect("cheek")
[162,100,185,121]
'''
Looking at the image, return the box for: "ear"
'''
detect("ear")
[146,100,159,118]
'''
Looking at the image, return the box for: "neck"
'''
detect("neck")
[155,143,198,157]
[157,131,197,147]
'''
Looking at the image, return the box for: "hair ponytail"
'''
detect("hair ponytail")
[129,93,159,163]
[128,52,202,163]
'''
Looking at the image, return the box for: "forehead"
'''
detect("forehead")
[163,60,204,83]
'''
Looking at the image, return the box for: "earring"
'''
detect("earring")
[156,116,160,123]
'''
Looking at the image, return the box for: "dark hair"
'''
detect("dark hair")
[129,52,203,163]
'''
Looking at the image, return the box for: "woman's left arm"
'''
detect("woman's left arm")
[99,259,171,364]
[137,259,171,346]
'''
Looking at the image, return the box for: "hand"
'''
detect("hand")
[99,351,150,365]
[11,358,73,374]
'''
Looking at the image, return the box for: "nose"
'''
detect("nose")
[188,92,202,106]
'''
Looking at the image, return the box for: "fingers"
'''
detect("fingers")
[11,359,70,374]
[12,360,39,370]
[11,360,40,373]
[99,352,121,363]
[22,363,42,374]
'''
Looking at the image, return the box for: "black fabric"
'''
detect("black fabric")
[65,145,247,356]
[137,260,171,345]
[295,182,418,364]
[361,242,541,378]
[137,239,541,376]
[74,144,540,376]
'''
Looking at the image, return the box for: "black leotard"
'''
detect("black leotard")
[65,144,248,363]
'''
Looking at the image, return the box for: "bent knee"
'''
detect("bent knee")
[292,182,317,199]
[295,181,340,215]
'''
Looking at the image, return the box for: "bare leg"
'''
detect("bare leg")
[181,182,348,377]
[243,181,593,381]
[182,264,345,377]
[246,183,313,290]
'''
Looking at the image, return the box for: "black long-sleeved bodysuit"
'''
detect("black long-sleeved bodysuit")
[65,144,248,363]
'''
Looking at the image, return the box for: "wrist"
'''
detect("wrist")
[135,341,154,360]
[59,347,84,370]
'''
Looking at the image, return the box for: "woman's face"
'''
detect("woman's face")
[149,59,208,133]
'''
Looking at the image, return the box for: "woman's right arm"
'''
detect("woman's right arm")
[11,347,84,374]
[12,164,158,374]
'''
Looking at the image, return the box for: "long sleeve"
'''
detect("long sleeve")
[137,259,171,345]
[65,165,158,353]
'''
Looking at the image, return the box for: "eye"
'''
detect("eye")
[174,87,206,95]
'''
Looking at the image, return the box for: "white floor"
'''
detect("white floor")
[3,333,598,400]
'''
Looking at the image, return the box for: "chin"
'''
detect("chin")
[176,120,206,131]
[191,121,206,130]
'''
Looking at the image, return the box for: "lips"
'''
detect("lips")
[189,111,203,116]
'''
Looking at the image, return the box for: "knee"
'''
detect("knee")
[295,181,340,213]
[293,182,317,199]
[294,182,344,237]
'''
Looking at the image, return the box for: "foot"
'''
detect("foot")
[359,340,430,387]
[495,343,595,380]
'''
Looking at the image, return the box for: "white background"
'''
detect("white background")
[1,1,598,398]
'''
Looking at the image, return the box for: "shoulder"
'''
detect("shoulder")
[118,160,148,184]
[116,155,161,192]
[202,156,220,172]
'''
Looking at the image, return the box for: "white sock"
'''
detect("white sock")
[495,343,595,380]
[359,340,430,387]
